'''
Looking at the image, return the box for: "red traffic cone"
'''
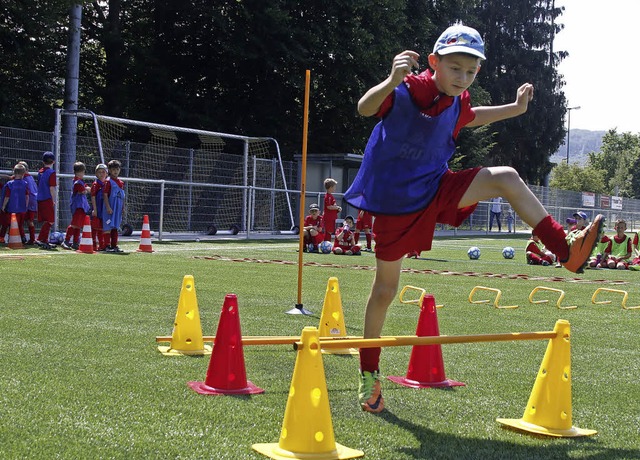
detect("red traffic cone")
[188,294,264,395]
[388,294,465,388]
[76,215,95,254]
[7,213,24,249]
[136,215,154,252]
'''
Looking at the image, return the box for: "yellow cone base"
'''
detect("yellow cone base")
[496,418,597,437]
[252,442,363,460]
[157,344,212,356]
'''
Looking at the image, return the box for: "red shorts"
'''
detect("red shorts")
[91,216,103,230]
[356,213,373,230]
[38,199,55,223]
[70,208,87,227]
[373,167,481,261]
[25,210,37,221]
[0,210,10,227]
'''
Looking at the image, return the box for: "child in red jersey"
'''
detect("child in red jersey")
[61,162,91,250]
[332,215,361,255]
[322,178,341,242]
[1,163,29,243]
[525,232,556,266]
[90,164,108,251]
[36,151,57,249]
[354,209,373,252]
[303,203,324,252]
[18,161,38,244]
[102,160,126,253]
[343,24,604,413]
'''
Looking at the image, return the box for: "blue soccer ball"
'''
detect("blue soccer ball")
[502,246,516,259]
[467,246,481,260]
[319,241,333,254]
[49,231,64,245]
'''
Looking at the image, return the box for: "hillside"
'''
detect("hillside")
[549,129,606,166]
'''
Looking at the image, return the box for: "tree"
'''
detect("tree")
[548,162,607,194]
[473,0,567,184]
[588,130,640,197]
[0,1,69,129]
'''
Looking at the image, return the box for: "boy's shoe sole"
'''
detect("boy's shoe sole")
[359,370,384,413]
[561,214,605,274]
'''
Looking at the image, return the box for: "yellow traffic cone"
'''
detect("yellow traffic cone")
[318,277,357,355]
[157,275,212,356]
[252,326,364,460]
[496,320,597,437]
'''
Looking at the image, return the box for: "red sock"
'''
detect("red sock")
[65,226,74,243]
[533,215,569,261]
[73,227,81,244]
[359,347,382,373]
[366,233,372,249]
[28,224,35,242]
[111,229,118,246]
[354,232,360,244]
[103,232,111,247]
[38,222,51,242]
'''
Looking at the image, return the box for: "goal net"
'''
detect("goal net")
[57,111,296,236]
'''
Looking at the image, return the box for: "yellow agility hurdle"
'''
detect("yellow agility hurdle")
[529,286,577,310]
[399,285,443,308]
[469,285,518,309]
[591,288,640,310]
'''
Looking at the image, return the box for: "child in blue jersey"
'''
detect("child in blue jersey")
[36,151,57,249]
[1,163,30,243]
[61,162,91,250]
[90,164,108,251]
[344,24,604,413]
[102,159,125,253]
[18,161,38,244]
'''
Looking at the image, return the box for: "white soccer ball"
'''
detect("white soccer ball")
[502,246,516,259]
[467,246,481,260]
[319,241,333,254]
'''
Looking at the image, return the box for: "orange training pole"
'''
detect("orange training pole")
[294,330,558,350]
[294,70,311,312]
[155,335,362,345]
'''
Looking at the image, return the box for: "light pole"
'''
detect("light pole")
[566,106,581,164]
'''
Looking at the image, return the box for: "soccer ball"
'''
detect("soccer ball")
[467,246,481,260]
[502,246,516,259]
[319,241,333,254]
[49,231,64,245]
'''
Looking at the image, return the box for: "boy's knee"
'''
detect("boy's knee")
[371,283,398,304]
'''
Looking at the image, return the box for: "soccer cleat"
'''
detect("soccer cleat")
[561,214,605,274]
[112,246,124,253]
[541,260,550,266]
[61,241,72,250]
[71,243,79,250]
[359,370,384,413]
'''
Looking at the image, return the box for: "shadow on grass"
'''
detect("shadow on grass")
[378,409,639,460]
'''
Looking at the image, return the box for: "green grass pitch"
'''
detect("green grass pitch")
[1,235,639,459]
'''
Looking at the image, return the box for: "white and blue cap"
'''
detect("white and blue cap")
[433,24,486,60]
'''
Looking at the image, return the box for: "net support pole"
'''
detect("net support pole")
[288,70,312,315]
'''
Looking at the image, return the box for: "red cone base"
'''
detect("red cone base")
[388,294,465,389]
[188,293,264,396]
[187,380,264,395]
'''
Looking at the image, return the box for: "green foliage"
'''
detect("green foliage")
[548,161,607,194]
[588,130,640,197]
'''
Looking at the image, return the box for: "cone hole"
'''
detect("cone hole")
[331,312,340,321]
[541,368,547,375]
[311,387,321,407]
[561,411,568,420]
[529,405,537,415]
[563,334,570,342]
[186,283,192,290]
[563,371,569,381]
[185,338,192,344]
[315,431,325,443]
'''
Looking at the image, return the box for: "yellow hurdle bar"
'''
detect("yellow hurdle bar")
[156,335,364,345]
[294,330,558,351]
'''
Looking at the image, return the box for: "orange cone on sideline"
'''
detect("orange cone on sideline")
[76,215,95,254]
[7,213,24,249]
[137,214,154,252]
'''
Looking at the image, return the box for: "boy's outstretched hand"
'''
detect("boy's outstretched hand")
[390,50,420,86]
[515,83,534,112]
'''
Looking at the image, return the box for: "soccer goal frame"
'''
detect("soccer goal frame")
[53,109,296,239]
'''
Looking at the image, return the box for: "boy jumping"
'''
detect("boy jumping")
[344,24,604,413]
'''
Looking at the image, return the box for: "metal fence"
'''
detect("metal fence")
[2,124,640,238]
